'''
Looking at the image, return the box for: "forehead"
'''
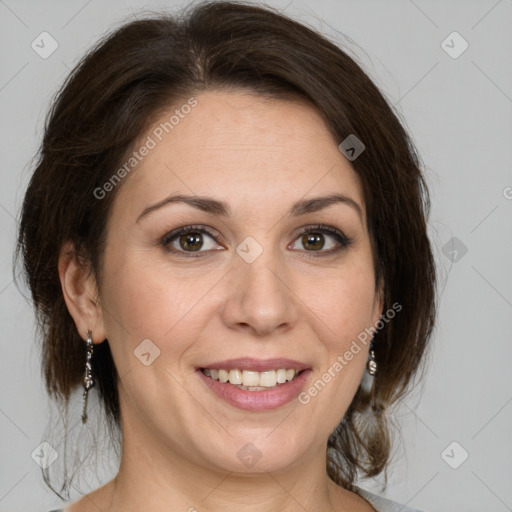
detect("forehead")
[111,90,365,221]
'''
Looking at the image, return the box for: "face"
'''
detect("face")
[94,89,382,475]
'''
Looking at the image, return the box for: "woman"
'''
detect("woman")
[16,1,436,511]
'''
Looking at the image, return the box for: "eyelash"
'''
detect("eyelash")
[160,224,352,258]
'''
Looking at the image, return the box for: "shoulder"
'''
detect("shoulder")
[353,486,424,512]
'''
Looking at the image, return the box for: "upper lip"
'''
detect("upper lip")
[197,357,311,372]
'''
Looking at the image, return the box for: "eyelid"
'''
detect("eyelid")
[161,224,221,242]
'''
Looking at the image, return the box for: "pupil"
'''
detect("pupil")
[303,233,324,250]
[180,232,203,251]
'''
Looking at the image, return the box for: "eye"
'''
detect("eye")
[161,225,223,256]
[289,225,352,256]
[160,223,352,258]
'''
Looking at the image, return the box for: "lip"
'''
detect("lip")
[196,357,311,373]
[197,365,312,412]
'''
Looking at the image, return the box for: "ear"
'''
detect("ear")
[58,241,106,343]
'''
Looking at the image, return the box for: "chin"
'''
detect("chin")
[196,428,314,475]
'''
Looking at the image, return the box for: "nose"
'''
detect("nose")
[220,248,299,337]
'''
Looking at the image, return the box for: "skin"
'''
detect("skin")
[59,89,382,512]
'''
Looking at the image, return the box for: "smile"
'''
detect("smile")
[196,358,312,411]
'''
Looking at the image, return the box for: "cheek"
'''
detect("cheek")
[102,247,186,329]
[333,281,376,341]
[299,255,376,399]
[99,245,225,374]
[297,269,376,432]
[306,259,378,349]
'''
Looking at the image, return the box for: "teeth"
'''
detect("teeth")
[229,369,242,385]
[202,368,300,388]
[242,370,260,387]
[259,370,277,387]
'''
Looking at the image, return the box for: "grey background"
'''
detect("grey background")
[1,0,511,511]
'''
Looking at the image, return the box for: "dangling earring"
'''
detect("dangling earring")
[360,338,377,397]
[367,339,377,376]
[81,329,95,424]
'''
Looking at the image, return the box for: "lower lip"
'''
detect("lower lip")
[197,369,311,411]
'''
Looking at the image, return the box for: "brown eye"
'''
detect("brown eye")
[161,225,223,256]
[178,232,203,251]
[289,225,352,256]
[302,233,325,251]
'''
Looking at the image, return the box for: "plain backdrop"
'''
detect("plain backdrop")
[1,1,511,511]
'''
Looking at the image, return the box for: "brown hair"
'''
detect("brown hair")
[16,0,436,495]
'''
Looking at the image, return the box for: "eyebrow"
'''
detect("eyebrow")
[136,192,363,223]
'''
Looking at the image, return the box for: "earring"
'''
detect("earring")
[366,339,377,376]
[81,330,95,424]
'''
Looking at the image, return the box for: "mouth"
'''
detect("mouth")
[200,367,304,391]
[196,358,312,411]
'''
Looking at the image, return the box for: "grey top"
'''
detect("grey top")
[355,486,423,512]
[48,488,422,512]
